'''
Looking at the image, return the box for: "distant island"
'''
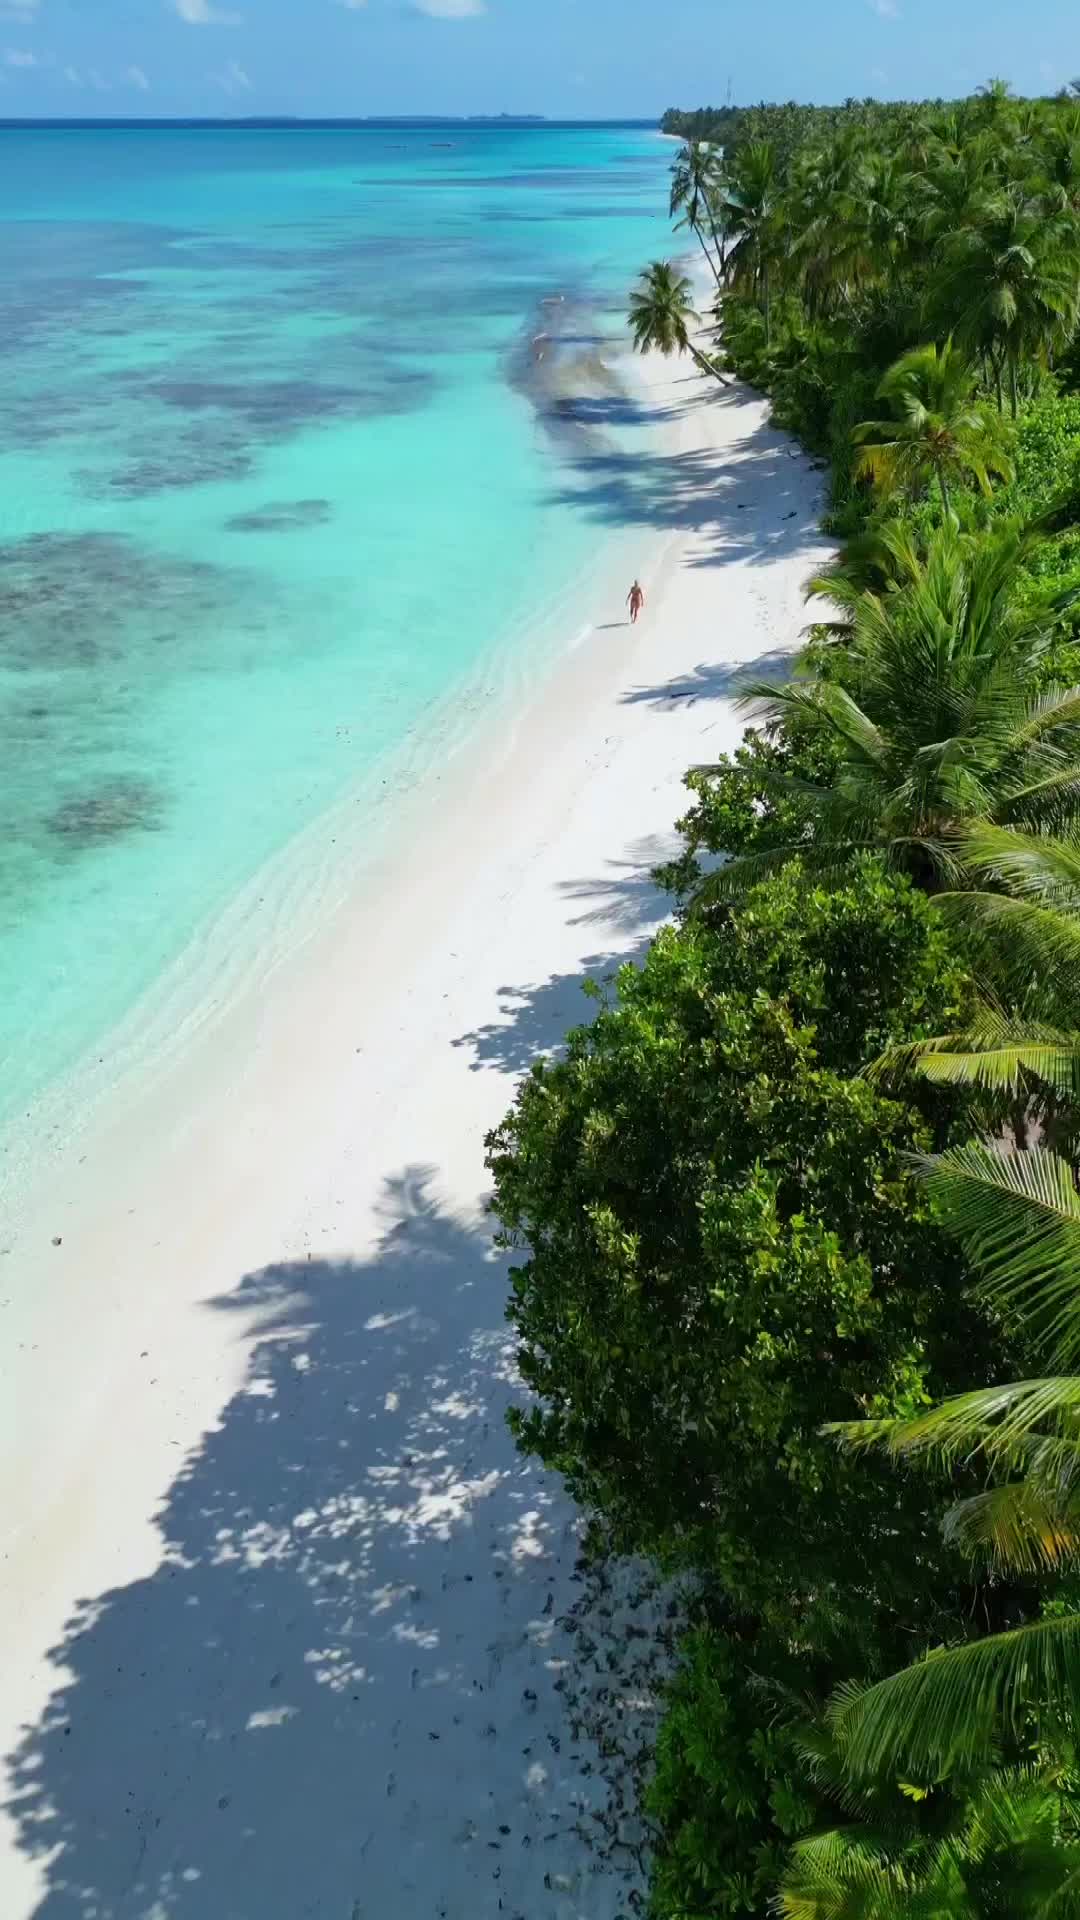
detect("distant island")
[0,114,558,131]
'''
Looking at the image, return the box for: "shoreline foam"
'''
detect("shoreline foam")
[0,344,830,1917]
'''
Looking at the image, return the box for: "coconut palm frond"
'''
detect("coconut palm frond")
[944,1479,1080,1574]
[828,1374,1080,1471]
[829,1613,1080,1779]
[952,824,1080,907]
[921,1144,1080,1363]
[933,892,1080,1021]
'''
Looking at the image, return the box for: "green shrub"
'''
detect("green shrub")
[655,721,841,903]
[488,859,999,1652]
[647,1628,813,1919]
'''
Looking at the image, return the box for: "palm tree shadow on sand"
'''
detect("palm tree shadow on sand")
[549,386,827,571]
[6,1171,671,1919]
[619,643,795,710]
[452,833,681,1077]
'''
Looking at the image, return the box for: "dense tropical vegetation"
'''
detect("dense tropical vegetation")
[490,82,1080,1916]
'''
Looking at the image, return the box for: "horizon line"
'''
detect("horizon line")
[0,113,662,127]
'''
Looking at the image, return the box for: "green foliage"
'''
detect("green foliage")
[778,1759,1080,1919]
[681,89,1080,547]
[546,82,1080,1920]
[647,1629,819,1918]
[659,98,948,171]
[679,521,1080,907]
[629,260,725,384]
[853,340,1014,515]
[994,394,1080,620]
[488,859,998,1649]
[647,1625,1080,1919]
[653,721,842,902]
[629,261,699,358]
[658,95,1080,1855]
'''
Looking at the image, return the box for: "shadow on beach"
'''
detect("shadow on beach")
[453,833,679,1077]
[4,368,823,1920]
[6,1171,670,1918]
[620,643,796,711]
[550,383,824,569]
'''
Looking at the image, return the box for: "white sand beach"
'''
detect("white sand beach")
[0,352,828,1918]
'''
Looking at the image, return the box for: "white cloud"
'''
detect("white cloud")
[126,63,150,89]
[210,57,251,93]
[86,66,109,88]
[412,0,485,15]
[63,61,81,83]
[175,0,242,25]
[0,0,40,21]
[4,45,37,64]
[338,0,367,8]
[866,0,899,17]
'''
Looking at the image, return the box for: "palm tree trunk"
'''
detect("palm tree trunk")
[704,203,726,281]
[1009,354,1019,420]
[763,261,771,347]
[993,354,1003,413]
[693,221,723,289]
[938,469,951,519]
[689,341,729,386]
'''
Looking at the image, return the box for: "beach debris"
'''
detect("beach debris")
[51,1236,62,1246]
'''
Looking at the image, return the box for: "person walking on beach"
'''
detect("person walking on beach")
[627,579,645,624]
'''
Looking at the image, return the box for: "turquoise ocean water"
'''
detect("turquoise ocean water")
[0,123,671,1146]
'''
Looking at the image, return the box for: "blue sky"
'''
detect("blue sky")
[0,0,1074,120]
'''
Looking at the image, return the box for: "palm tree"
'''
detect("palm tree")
[693,521,1080,900]
[1036,118,1080,213]
[823,830,1080,1782]
[916,134,1002,251]
[974,76,1017,127]
[627,261,726,383]
[784,131,886,316]
[863,822,1080,1110]
[933,190,1080,414]
[668,139,726,286]
[854,340,1013,517]
[780,1766,1080,1918]
[722,139,781,344]
[822,1134,1080,1784]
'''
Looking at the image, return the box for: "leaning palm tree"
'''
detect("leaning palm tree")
[627,261,725,383]
[692,520,1080,901]
[854,340,1013,517]
[668,139,726,285]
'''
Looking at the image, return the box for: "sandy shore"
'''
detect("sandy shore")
[0,349,828,1917]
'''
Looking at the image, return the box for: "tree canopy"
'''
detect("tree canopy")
[488,79,1080,1920]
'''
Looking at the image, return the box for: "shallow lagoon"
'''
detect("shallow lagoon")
[0,123,671,1134]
